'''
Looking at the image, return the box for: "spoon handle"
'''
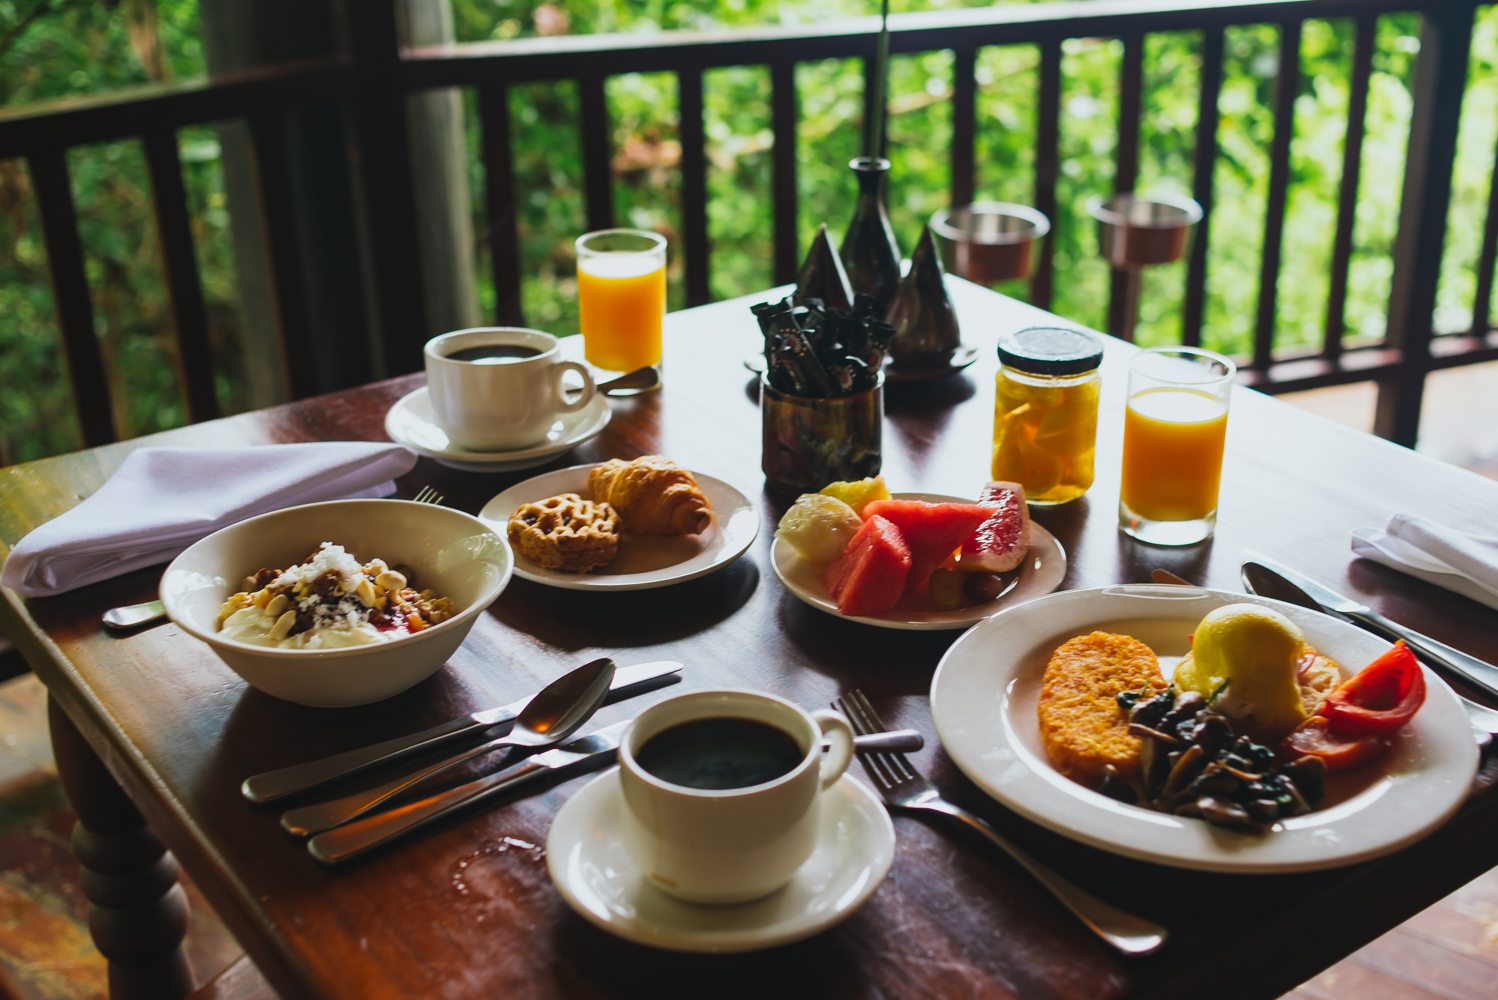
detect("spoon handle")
[280,733,522,836]
[102,599,167,630]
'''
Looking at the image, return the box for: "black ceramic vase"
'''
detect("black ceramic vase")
[886,224,962,368]
[839,157,901,314]
[793,224,854,311]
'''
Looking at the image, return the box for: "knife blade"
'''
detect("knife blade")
[305,724,929,865]
[1241,559,1498,742]
[1241,549,1498,701]
[241,660,682,804]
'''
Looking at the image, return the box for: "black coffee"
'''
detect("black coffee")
[445,344,541,364]
[636,717,804,790]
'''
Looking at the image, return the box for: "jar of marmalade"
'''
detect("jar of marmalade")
[992,327,1104,505]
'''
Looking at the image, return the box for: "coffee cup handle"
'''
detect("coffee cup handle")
[811,710,855,791]
[553,361,596,413]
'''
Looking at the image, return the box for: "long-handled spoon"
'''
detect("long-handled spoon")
[102,599,167,631]
[280,657,616,835]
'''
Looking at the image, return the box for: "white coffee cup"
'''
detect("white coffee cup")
[616,689,855,905]
[423,327,596,452]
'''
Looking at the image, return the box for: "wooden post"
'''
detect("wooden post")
[48,696,194,1000]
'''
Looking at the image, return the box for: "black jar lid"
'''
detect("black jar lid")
[997,326,1104,376]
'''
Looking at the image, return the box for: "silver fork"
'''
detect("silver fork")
[834,689,1168,956]
[413,486,444,505]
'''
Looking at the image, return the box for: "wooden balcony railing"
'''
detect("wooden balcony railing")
[0,0,1493,453]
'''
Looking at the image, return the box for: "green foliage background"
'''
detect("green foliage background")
[0,0,1494,465]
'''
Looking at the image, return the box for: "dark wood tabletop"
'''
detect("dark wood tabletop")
[2,278,1496,1000]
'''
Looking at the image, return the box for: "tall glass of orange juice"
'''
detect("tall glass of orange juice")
[576,229,667,391]
[1119,346,1235,546]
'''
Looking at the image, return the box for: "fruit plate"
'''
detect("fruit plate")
[771,492,1066,630]
[929,585,1479,872]
[478,464,758,591]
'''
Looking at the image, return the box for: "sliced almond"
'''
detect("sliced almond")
[375,570,407,593]
[355,577,377,607]
[268,609,298,642]
[266,594,289,618]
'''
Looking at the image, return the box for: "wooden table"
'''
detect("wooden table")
[3,279,1496,1000]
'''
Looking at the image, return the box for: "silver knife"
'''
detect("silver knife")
[1241,550,1498,701]
[241,660,682,803]
[306,724,927,865]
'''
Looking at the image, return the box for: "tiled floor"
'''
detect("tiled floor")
[0,670,1492,1000]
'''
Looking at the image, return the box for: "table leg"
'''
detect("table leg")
[48,695,196,1000]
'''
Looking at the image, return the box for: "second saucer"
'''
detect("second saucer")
[385,386,611,473]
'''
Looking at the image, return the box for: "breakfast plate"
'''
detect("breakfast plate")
[546,768,895,952]
[479,464,758,591]
[772,492,1066,630]
[384,386,611,473]
[929,585,1479,873]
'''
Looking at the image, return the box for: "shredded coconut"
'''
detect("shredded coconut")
[274,543,364,590]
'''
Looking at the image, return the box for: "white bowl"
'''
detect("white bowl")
[161,499,513,707]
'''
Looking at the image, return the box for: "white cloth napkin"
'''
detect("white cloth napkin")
[1,442,417,598]
[1351,513,1498,612]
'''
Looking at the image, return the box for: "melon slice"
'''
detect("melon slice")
[822,515,911,617]
[947,481,1032,573]
[861,500,992,594]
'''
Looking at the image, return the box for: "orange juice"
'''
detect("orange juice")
[1120,388,1228,522]
[577,254,666,372]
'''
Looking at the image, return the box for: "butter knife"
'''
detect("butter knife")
[306,725,926,864]
[242,660,682,803]
[1241,550,1498,701]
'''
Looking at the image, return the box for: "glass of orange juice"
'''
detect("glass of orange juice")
[576,228,667,392]
[1119,346,1235,546]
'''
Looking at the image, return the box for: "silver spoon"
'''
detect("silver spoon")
[102,599,167,631]
[596,366,659,394]
[281,657,617,835]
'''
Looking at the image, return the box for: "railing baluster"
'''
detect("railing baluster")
[678,68,711,307]
[1182,26,1223,349]
[1031,38,1061,310]
[950,45,977,210]
[1468,105,1498,340]
[1108,32,1145,341]
[28,147,115,447]
[1376,5,1474,445]
[580,74,614,234]
[247,113,318,401]
[479,83,524,326]
[1324,14,1374,362]
[1252,19,1302,373]
[771,59,799,287]
[143,126,218,423]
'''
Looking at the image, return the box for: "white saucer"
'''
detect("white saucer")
[384,387,612,472]
[479,464,758,591]
[547,768,895,953]
[773,492,1066,630]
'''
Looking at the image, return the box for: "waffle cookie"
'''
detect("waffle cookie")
[507,494,621,573]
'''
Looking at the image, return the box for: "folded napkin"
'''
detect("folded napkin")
[1,442,417,598]
[1351,513,1498,612]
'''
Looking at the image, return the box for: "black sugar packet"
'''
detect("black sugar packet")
[751,295,894,398]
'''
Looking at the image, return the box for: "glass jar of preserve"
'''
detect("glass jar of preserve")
[992,327,1104,505]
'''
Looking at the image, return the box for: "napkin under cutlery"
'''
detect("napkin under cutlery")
[1351,513,1498,612]
[1,442,417,598]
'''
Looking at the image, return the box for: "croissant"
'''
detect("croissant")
[588,456,713,535]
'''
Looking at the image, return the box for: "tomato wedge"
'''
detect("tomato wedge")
[1320,641,1426,738]
[1282,716,1391,773]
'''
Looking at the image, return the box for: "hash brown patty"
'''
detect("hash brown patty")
[1037,631,1166,784]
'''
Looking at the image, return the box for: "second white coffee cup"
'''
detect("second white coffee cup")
[424,327,595,452]
[616,689,855,905]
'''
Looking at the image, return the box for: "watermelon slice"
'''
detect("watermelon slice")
[861,500,992,594]
[947,481,1032,573]
[822,515,911,617]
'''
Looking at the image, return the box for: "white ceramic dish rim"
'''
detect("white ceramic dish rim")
[929,584,1480,873]
[162,499,512,660]
[771,492,1066,630]
[384,386,611,463]
[546,767,895,953]
[479,464,759,591]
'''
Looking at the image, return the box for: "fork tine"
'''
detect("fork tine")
[848,690,919,782]
[834,693,910,792]
[850,689,890,731]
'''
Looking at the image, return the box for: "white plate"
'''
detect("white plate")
[929,585,1480,873]
[384,386,612,472]
[772,493,1066,630]
[546,768,894,953]
[479,464,758,591]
